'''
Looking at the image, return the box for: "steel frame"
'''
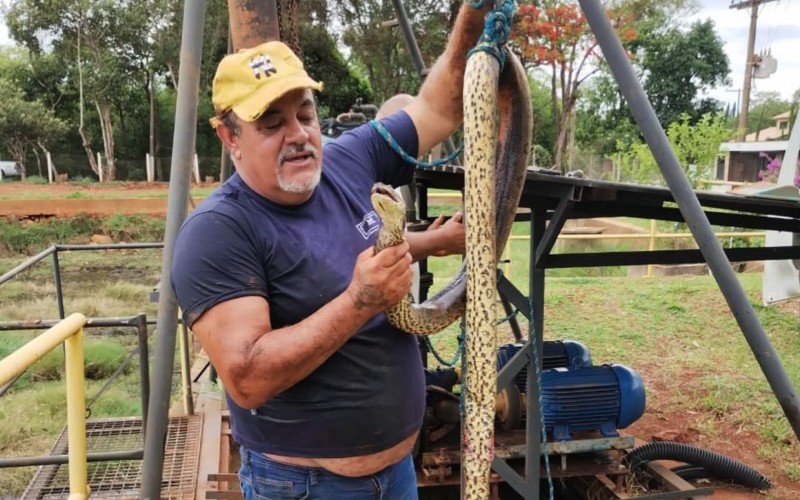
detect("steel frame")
[415,162,800,497]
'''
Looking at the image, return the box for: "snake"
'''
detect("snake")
[371,50,532,337]
[371,49,531,498]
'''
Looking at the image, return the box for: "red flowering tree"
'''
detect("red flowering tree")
[512,1,636,171]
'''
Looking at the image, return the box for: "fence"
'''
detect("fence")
[0,314,91,499]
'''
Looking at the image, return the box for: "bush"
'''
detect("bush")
[7,338,129,382]
[101,214,164,241]
[23,176,48,185]
[71,175,97,185]
[84,339,129,379]
[0,214,165,256]
[0,216,101,255]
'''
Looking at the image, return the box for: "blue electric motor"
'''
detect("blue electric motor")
[496,340,592,392]
[542,364,646,441]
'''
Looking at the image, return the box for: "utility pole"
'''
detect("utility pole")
[730,0,779,141]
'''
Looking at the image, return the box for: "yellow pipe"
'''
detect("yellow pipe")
[698,179,747,187]
[646,219,657,277]
[178,322,190,414]
[0,313,87,386]
[65,326,90,499]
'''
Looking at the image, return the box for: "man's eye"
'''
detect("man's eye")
[261,120,281,130]
[299,115,314,123]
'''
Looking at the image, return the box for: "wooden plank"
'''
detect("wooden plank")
[205,492,243,499]
[208,473,239,481]
[195,393,223,500]
[645,462,713,498]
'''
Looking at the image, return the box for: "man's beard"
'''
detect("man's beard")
[276,144,321,194]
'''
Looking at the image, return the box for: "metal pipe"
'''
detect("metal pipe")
[579,0,800,440]
[136,313,151,432]
[0,313,87,385]
[0,450,143,468]
[0,315,144,331]
[526,203,546,498]
[65,325,89,499]
[0,245,55,286]
[389,0,425,75]
[52,251,65,319]
[56,243,163,251]
[227,0,280,51]
[141,0,207,497]
[179,322,194,415]
[510,231,766,241]
[389,0,460,163]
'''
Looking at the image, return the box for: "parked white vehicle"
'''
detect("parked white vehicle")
[0,161,21,180]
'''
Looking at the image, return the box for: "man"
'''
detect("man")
[172,3,488,498]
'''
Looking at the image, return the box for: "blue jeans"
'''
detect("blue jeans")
[238,446,419,500]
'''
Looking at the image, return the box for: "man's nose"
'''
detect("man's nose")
[285,118,310,144]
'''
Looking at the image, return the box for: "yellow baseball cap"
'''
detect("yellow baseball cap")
[210,41,323,128]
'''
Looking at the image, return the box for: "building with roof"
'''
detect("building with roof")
[719,111,795,183]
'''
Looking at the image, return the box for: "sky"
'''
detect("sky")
[0,1,797,106]
[690,0,800,106]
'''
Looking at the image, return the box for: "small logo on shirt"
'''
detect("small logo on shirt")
[356,211,381,239]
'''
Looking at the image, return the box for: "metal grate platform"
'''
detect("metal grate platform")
[22,415,201,499]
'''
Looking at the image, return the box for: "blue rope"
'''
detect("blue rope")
[369,0,516,168]
[424,325,464,367]
[467,0,516,68]
[369,120,462,168]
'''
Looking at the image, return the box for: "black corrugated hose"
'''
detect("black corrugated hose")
[624,441,772,490]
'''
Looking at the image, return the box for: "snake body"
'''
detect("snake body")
[371,51,532,337]
[372,51,530,497]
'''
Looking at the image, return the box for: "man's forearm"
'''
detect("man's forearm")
[233,292,376,408]
[405,230,447,262]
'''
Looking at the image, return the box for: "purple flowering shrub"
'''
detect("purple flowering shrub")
[758,152,800,187]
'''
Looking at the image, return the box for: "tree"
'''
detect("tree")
[747,91,790,137]
[0,79,68,178]
[575,6,730,158]
[615,113,732,188]
[639,20,730,126]
[301,24,373,117]
[512,1,637,171]
[6,0,179,181]
[332,0,452,105]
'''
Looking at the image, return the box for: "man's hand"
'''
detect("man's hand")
[347,242,413,314]
[427,211,465,256]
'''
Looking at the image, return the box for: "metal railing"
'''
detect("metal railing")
[0,243,173,476]
[0,243,163,320]
[0,313,90,499]
[0,314,151,426]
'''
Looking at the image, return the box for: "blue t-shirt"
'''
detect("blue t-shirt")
[171,111,425,457]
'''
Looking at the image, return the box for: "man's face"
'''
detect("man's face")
[226,88,323,204]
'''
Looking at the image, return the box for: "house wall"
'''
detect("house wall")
[726,151,783,182]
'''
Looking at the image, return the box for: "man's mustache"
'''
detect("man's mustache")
[278,144,319,165]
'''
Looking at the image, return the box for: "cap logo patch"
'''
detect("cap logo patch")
[248,54,277,80]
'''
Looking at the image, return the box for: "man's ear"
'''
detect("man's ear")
[216,124,240,159]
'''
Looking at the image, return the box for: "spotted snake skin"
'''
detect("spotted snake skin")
[371,51,532,498]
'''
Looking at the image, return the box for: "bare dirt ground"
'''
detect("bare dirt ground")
[0,181,205,217]
[629,360,800,499]
[0,180,174,196]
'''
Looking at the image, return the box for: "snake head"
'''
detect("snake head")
[370,183,405,224]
